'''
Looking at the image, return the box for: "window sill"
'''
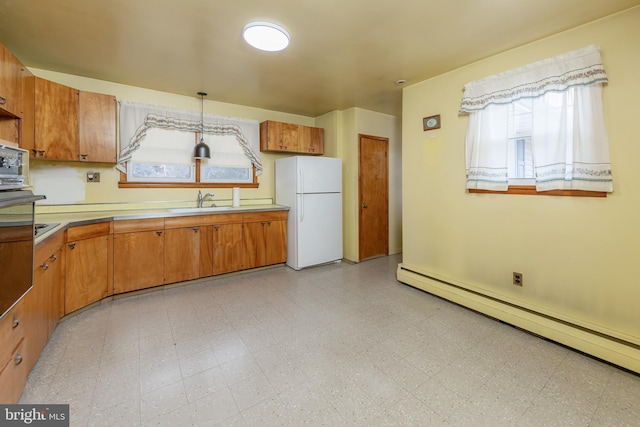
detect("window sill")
[468,185,607,197]
[118,182,258,189]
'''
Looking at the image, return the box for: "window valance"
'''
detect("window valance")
[460,45,608,113]
[117,101,262,175]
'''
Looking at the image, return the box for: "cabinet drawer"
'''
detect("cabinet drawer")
[66,221,111,241]
[0,338,28,404]
[35,228,65,263]
[243,210,288,223]
[208,213,242,225]
[164,215,208,229]
[0,298,25,366]
[113,218,164,234]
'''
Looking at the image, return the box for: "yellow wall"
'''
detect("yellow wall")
[28,69,402,263]
[338,108,402,261]
[400,7,640,368]
[29,68,316,206]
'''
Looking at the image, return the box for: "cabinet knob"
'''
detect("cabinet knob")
[41,263,49,271]
[362,203,368,209]
[156,231,163,236]
[11,317,19,329]
[0,96,6,105]
[80,154,88,161]
[14,354,23,366]
[50,254,57,262]
[191,227,199,233]
[68,243,76,250]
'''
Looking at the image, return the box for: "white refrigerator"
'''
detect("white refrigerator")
[275,156,342,270]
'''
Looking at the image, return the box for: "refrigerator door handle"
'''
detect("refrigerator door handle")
[299,194,304,222]
[299,169,304,193]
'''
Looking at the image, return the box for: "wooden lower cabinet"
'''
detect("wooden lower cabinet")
[0,299,27,404]
[24,234,64,371]
[213,223,244,274]
[65,223,111,314]
[113,230,164,293]
[243,211,288,269]
[164,227,200,284]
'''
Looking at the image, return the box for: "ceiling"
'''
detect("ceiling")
[1,0,638,117]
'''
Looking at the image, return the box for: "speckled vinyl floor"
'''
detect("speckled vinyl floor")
[20,255,640,426]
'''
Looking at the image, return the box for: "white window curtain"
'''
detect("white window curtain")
[460,45,613,192]
[117,101,263,175]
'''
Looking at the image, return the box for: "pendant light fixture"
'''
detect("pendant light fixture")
[194,92,211,159]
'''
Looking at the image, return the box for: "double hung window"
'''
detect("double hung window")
[461,45,613,196]
[117,102,262,188]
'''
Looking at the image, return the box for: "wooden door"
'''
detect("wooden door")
[358,134,389,261]
[113,230,164,293]
[265,219,287,265]
[78,90,117,163]
[164,227,200,284]
[213,223,244,274]
[65,235,109,314]
[35,78,78,160]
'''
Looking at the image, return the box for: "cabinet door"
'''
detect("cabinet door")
[0,43,24,117]
[47,248,64,334]
[65,235,109,314]
[265,219,287,265]
[199,225,214,278]
[260,121,299,152]
[299,126,324,155]
[34,78,78,160]
[78,91,117,163]
[242,221,266,269]
[164,227,200,284]
[113,230,164,293]
[213,223,244,274]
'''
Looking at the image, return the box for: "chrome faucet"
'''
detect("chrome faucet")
[197,190,215,208]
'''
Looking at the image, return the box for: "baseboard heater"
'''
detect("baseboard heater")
[397,264,640,374]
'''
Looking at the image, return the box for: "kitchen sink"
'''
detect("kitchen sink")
[167,206,235,214]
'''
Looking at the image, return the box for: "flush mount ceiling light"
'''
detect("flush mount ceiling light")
[242,21,290,52]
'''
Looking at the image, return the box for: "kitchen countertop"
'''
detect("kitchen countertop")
[34,204,289,243]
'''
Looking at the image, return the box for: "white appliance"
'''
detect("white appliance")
[275,156,342,270]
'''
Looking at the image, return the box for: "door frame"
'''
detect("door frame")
[358,134,389,261]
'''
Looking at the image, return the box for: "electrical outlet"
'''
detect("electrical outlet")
[87,172,100,182]
[513,272,523,286]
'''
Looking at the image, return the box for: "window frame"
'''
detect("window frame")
[118,130,259,189]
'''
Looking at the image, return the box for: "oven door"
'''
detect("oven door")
[0,190,45,318]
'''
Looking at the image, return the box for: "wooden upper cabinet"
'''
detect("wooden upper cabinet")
[78,90,117,163]
[22,77,79,160]
[299,125,324,155]
[0,43,25,118]
[21,76,117,163]
[260,120,323,155]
